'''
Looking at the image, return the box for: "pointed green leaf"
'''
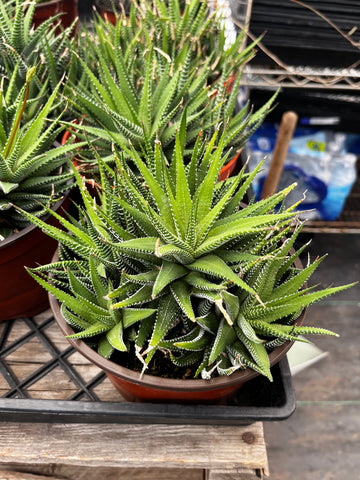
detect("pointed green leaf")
[227,341,273,380]
[170,280,196,322]
[122,308,157,329]
[235,328,271,379]
[152,260,188,298]
[149,294,180,347]
[98,337,114,359]
[157,243,194,264]
[0,181,18,194]
[122,270,159,286]
[188,254,262,303]
[196,312,218,334]
[185,271,224,291]
[67,323,110,339]
[106,322,127,351]
[209,318,236,364]
[111,285,154,309]
[170,351,204,367]
[236,315,264,344]
[174,328,210,351]
[221,290,240,321]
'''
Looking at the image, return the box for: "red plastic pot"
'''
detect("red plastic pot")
[218,151,241,181]
[0,195,70,322]
[49,266,305,404]
[99,8,117,24]
[32,0,78,30]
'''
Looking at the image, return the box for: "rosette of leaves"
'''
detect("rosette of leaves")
[0,67,87,239]
[23,129,354,380]
[64,23,275,171]
[95,0,254,87]
[0,0,82,122]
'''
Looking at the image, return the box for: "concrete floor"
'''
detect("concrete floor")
[264,233,360,480]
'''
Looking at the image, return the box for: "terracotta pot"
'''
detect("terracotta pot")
[32,0,78,30]
[0,194,70,322]
[49,260,305,404]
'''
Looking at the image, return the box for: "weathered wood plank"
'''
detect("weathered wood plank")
[0,471,63,480]
[0,422,268,472]
[206,468,265,480]
[0,467,204,480]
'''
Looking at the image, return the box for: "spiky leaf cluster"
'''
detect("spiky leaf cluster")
[66,0,274,169]
[0,0,82,121]
[97,0,254,86]
[24,131,353,380]
[0,67,86,239]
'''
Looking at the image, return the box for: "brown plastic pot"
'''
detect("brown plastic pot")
[49,255,305,404]
[32,0,78,30]
[0,195,70,322]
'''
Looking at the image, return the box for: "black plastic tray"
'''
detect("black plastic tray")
[0,357,295,425]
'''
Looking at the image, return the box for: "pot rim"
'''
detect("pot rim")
[49,259,305,392]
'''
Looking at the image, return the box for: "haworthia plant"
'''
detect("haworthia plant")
[23,131,355,380]
[65,0,274,169]
[0,66,86,240]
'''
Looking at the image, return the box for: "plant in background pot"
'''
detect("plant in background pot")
[95,0,254,87]
[0,67,86,321]
[23,128,355,403]
[65,0,271,175]
[0,0,82,123]
[133,0,253,87]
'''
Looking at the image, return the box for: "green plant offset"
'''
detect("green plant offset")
[22,130,355,381]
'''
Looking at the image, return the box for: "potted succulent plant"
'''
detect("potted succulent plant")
[22,128,354,403]
[65,0,267,175]
[0,67,86,321]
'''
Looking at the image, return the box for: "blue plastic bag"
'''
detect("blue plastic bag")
[248,124,358,220]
